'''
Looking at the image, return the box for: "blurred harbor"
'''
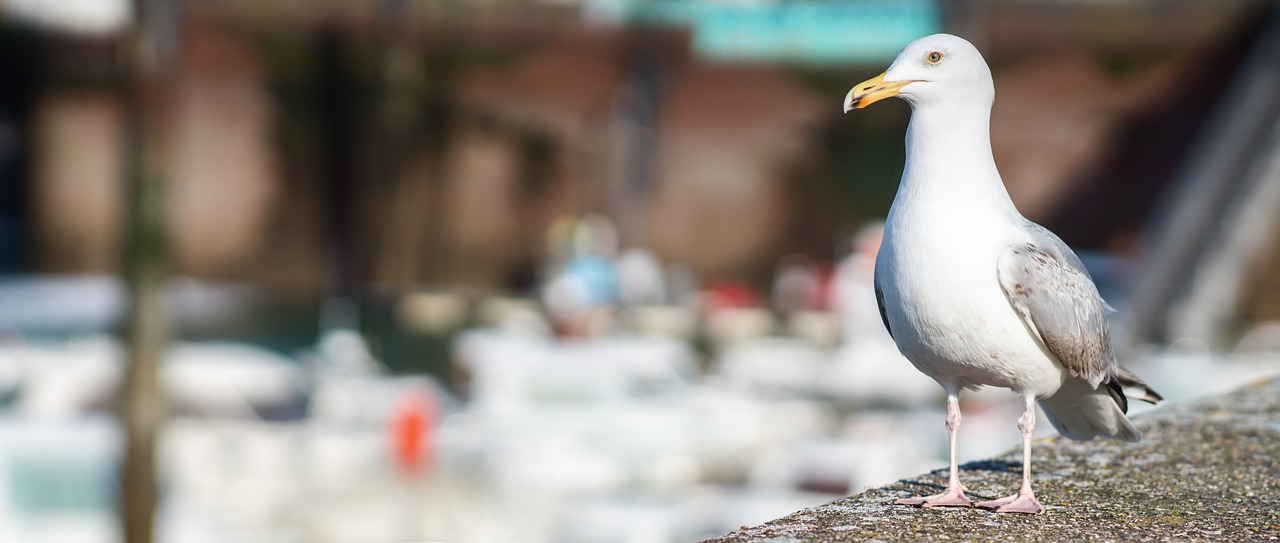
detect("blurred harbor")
[2,1,1280,543]
[4,272,1276,543]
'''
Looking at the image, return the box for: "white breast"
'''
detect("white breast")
[876,196,1066,397]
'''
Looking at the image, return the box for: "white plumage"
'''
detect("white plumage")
[845,33,1159,514]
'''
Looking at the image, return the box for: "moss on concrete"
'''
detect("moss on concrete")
[706,376,1280,543]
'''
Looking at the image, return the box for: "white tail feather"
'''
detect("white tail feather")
[1038,377,1140,442]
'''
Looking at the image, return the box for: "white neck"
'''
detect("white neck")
[894,99,1016,215]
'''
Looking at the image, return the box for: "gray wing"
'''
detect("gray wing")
[873,269,892,339]
[996,221,1115,388]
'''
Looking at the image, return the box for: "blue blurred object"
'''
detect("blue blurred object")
[565,254,620,305]
[618,0,941,65]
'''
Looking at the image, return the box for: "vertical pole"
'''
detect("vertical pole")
[120,1,176,542]
[315,30,359,317]
[609,27,667,246]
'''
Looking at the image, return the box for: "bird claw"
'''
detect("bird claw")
[975,491,1044,514]
[895,487,973,508]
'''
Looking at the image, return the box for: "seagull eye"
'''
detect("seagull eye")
[925,51,944,65]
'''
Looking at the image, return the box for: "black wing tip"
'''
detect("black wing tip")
[1104,377,1130,414]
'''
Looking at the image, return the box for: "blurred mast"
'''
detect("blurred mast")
[120,0,177,542]
[609,27,668,247]
[316,28,359,321]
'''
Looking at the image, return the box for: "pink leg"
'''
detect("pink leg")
[896,391,972,508]
[976,394,1045,514]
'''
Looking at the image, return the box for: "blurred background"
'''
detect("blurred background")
[2,0,1280,542]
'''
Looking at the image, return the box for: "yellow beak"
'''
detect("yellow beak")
[843,72,918,112]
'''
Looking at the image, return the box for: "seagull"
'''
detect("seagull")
[844,34,1161,514]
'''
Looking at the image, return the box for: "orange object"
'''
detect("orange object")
[391,392,437,476]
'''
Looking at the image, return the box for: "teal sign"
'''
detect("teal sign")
[626,0,941,65]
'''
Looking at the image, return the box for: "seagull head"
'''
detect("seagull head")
[844,34,994,113]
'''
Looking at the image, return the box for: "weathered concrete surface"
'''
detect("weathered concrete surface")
[706,376,1280,543]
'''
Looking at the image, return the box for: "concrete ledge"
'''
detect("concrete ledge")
[705,376,1280,543]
